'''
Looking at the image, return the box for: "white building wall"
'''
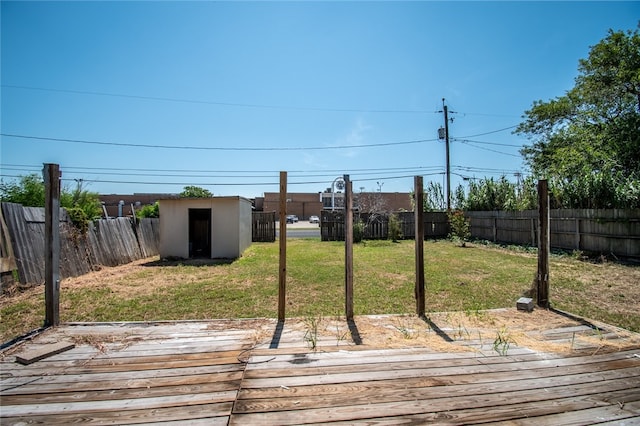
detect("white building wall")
[159,197,252,260]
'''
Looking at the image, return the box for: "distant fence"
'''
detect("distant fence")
[466,209,640,258]
[252,211,276,242]
[320,208,640,259]
[1,202,160,288]
[321,211,449,241]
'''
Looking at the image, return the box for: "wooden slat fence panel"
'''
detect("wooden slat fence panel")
[320,208,638,258]
[321,210,345,241]
[135,218,160,258]
[466,209,640,258]
[321,211,450,241]
[252,212,276,242]
[0,203,160,286]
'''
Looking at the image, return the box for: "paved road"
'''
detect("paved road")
[275,221,321,239]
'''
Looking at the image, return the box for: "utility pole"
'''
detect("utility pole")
[442,98,451,211]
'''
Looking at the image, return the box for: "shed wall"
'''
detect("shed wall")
[159,197,251,260]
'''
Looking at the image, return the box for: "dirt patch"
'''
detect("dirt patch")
[58,256,231,299]
[295,309,640,355]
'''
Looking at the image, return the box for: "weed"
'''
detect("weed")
[493,326,512,356]
[453,322,470,341]
[330,313,348,346]
[303,315,322,351]
[393,316,415,339]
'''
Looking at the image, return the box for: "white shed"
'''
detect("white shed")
[159,197,252,260]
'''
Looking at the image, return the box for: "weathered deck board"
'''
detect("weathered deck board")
[1,314,639,425]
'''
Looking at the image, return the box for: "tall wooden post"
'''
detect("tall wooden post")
[44,163,61,327]
[537,179,550,308]
[278,171,287,321]
[344,175,354,321]
[414,176,425,316]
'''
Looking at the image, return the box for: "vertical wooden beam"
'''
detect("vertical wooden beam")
[44,163,61,327]
[278,171,287,321]
[344,175,354,321]
[414,176,425,317]
[537,179,550,308]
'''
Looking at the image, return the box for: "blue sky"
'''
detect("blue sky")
[1,1,638,199]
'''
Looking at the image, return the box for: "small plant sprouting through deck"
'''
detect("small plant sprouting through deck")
[303,315,321,351]
[493,326,512,356]
[453,322,471,341]
[331,315,349,346]
[393,316,416,339]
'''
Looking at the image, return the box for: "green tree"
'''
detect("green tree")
[410,181,445,212]
[516,26,640,208]
[0,174,102,227]
[180,186,213,198]
[137,202,160,218]
[0,174,45,206]
[65,180,101,221]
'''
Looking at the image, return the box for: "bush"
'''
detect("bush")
[353,218,365,243]
[388,213,403,242]
[66,207,90,234]
[137,202,159,218]
[448,210,470,247]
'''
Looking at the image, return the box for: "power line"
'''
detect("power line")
[454,125,519,138]
[0,163,443,175]
[0,173,440,187]
[458,140,522,158]
[2,84,440,115]
[453,165,521,173]
[1,133,440,151]
[452,138,524,147]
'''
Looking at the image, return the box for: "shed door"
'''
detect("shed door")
[189,208,211,258]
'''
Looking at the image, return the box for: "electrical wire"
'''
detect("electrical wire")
[451,138,523,147]
[458,140,522,158]
[1,133,440,151]
[0,171,445,187]
[1,84,440,115]
[0,163,444,177]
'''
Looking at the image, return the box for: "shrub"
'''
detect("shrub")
[137,202,159,218]
[448,210,470,247]
[353,218,365,243]
[388,213,403,242]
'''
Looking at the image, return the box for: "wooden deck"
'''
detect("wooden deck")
[1,310,640,425]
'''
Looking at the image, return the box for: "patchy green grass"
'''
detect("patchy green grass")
[2,239,639,343]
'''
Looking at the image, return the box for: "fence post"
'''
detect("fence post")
[414,176,425,317]
[344,175,354,321]
[278,172,287,321]
[537,180,550,308]
[44,163,61,327]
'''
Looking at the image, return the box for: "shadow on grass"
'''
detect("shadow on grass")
[142,257,235,268]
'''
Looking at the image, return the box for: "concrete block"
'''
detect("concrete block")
[516,297,534,312]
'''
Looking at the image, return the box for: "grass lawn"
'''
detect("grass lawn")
[2,239,639,343]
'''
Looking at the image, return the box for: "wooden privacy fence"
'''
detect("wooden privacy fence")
[252,211,276,242]
[321,208,639,259]
[321,210,449,241]
[466,209,640,258]
[1,202,160,288]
